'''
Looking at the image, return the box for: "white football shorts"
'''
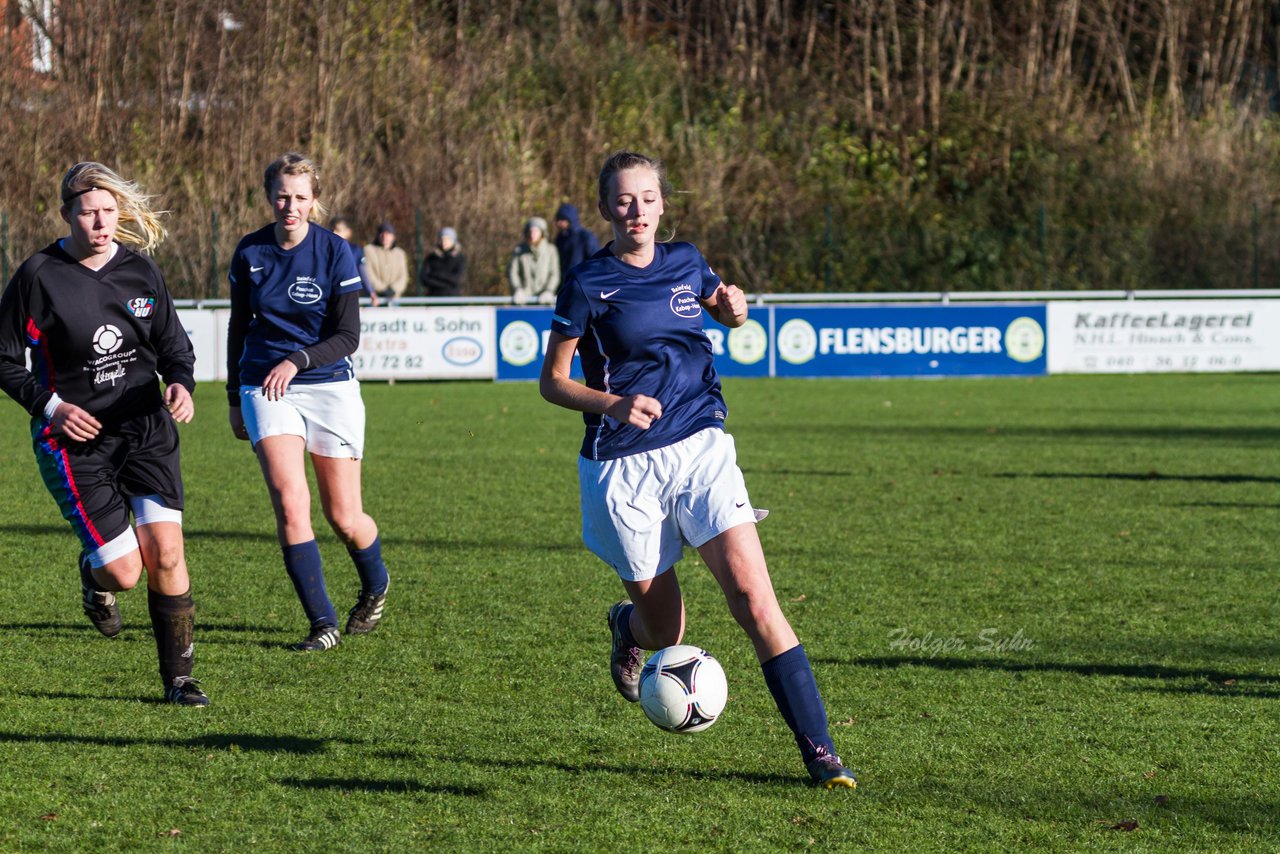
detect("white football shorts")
[241,379,366,459]
[578,427,757,582]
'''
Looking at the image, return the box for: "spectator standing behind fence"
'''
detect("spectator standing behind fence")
[363,222,409,303]
[329,216,379,306]
[508,216,560,304]
[554,203,601,285]
[419,227,467,297]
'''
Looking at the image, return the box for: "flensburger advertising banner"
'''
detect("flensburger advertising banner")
[494,308,770,380]
[1046,300,1280,373]
[495,308,573,381]
[772,305,1047,377]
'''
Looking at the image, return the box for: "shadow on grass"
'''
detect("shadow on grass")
[429,753,799,788]
[277,776,484,796]
[1128,684,1280,700]
[993,471,1280,485]
[0,621,291,649]
[0,522,65,536]
[811,425,1280,444]
[837,656,1280,695]
[1174,501,1280,509]
[918,776,1280,839]
[0,730,348,753]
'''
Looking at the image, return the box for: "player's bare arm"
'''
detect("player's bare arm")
[261,358,300,401]
[702,283,748,328]
[228,405,249,441]
[539,331,663,429]
[164,383,194,423]
[50,400,102,442]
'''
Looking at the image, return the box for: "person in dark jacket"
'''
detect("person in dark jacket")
[419,227,467,297]
[554,203,601,285]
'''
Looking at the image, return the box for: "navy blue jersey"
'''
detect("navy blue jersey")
[227,224,362,399]
[551,241,726,460]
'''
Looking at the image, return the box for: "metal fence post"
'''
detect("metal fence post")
[415,207,425,296]
[1038,203,1048,289]
[1253,202,1260,290]
[209,210,219,299]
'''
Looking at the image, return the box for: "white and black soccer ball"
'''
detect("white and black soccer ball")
[639,645,728,734]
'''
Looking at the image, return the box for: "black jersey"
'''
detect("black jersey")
[0,241,195,425]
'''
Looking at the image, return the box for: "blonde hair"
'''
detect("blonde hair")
[60,162,167,251]
[263,152,327,222]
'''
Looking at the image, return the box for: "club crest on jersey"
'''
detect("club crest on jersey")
[126,297,155,318]
[669,284,701,319]
[288,277,323,305]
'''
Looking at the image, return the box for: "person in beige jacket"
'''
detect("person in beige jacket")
[363,222,409,302]
[508,216,561,304]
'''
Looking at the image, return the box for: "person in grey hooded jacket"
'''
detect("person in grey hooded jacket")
[508,216,561,304]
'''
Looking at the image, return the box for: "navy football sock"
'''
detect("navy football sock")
[347,535,389,596]
[148,587,195,685]
[282,540,338,629]
[761,644,836,765]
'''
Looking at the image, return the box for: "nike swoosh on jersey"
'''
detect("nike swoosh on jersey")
[250,266,265,273]
[600,288,621,299]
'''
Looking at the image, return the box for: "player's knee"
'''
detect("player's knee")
[727,587,779,631]
[100,561,144,591]
[274,492,312,528]
[147,542,186,576]
[325,510,362,544]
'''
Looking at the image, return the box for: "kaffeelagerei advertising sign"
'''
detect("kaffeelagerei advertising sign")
[1046,300,1280,374]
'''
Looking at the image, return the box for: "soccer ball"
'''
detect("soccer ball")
[639,645,728,734]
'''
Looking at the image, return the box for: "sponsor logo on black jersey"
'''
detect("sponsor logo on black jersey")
[288,276,323,305]
[92,324,124,355]
[127,297,155,318]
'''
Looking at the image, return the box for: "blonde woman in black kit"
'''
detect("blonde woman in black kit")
[0,162,208,706]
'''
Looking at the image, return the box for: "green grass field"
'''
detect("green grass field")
[0,374,1276,851]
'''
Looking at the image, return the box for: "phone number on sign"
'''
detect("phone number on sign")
[351,354,425,371]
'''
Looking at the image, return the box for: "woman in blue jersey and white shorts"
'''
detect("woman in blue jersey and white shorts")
[227,152,389,651]
[539,151,856,789]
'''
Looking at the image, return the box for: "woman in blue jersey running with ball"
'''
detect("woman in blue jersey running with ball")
[539,151,856,789]
[227,152,389,651]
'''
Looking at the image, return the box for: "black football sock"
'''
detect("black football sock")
[148,587,195,686]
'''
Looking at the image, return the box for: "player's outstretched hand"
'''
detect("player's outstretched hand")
[164,384,194,423]
[607,394,663,430]
[262,359,300,401]
[50,401,101,442]
[710,283,747,327]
